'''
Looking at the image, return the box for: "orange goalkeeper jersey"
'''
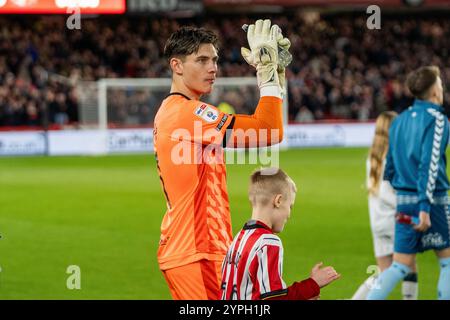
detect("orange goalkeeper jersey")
[154,93,235,270]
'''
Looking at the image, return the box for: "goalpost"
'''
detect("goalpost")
[75,77,288,157]
[93,77,289,131]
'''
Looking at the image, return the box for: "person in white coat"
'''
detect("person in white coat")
[352,111,418,300]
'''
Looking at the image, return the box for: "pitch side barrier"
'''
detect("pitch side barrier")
[0,121,378,156]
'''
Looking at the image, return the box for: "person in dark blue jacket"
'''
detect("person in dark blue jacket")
[367,66,450,300]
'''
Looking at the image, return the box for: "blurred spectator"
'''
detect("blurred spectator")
[295,106,314,123]
[0,13,449,127]
[218,102,236,115]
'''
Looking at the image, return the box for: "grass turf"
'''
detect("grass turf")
[0,148,443,299]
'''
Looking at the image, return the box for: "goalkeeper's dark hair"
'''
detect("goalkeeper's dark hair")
[164,26,219,61]
[406,66,440,100]
[249,168,297,207]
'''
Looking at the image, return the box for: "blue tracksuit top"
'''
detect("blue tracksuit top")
[384,99,450,213]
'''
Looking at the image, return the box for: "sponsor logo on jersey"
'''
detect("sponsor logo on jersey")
[216,114,229,131]
[194,104,208,116]
[194,104,219,123]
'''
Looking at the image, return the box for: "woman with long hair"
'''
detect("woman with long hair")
[352,111,418,300]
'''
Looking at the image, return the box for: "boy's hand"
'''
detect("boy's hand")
[310,262,341,288]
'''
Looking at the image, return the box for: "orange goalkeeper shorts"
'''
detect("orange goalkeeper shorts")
[161,259,222,300]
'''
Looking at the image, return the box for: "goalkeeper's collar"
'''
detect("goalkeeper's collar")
[166,92,191,100]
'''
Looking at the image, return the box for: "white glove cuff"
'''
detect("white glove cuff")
[260,85,282,99]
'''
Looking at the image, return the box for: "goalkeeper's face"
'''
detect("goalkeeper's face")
[178,43,219,96]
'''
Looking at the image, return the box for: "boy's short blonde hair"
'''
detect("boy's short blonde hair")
[248,167,297,206]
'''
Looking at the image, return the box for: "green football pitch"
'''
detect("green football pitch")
[0,148,445,299]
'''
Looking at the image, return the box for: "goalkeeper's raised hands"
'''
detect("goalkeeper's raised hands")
[276,32,291,96]
[241,19,280,67]
[241,19,282,96]
[241,19,291,97]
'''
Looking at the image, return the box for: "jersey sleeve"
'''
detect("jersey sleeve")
[254,235,288,300]
[418,112,448,213]
[171,100,234,146]
[226,96,283,148]
[256,234,320,300]
[264,278,320,300]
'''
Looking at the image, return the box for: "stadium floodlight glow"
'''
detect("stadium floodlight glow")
[0,0,125,14]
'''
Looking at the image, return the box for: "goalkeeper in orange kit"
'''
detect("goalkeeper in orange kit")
[153,19,292,300]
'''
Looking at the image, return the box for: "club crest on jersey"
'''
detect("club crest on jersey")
[194,104,219,123]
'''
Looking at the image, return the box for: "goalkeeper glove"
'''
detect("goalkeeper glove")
[276,34,291,96]
[241,19,282,97]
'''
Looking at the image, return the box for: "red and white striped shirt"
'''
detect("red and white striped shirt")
[220,220,320,300]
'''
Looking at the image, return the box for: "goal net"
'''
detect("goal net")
[77,77,288,131]
[76,77,288,160]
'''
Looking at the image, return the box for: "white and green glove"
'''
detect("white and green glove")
[241,19,283,97]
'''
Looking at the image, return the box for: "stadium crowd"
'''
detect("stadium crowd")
[0,12,449,127]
